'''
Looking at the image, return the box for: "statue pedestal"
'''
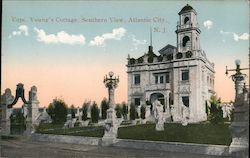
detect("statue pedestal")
[229,98,249,157]
[24,119,33,136]
[229,74,249,157]
[1,119,11,135]
[102,108,119,146]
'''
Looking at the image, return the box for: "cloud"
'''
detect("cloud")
[130,34,146,51]
[220,30,249,41]
[9,25,29,38]
[233,32,249,41]
[34,28,86,45]
[89,27,126,46]
[203,20,213,30]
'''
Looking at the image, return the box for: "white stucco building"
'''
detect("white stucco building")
[127,4,215,122]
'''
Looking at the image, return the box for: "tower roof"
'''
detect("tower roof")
[179,4,196,15]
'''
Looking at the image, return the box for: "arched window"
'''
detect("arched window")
[182,36,190,47]
[184,17,189,24]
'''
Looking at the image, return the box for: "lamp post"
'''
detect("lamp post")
[103,71,119,108]
[102,71,119,146]
[226,59,249,156]
[226,59,248,100]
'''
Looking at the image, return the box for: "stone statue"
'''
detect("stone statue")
[153,100,165,131]
[29,86,38,102]
[181,103,190,126]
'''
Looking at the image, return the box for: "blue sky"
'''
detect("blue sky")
[2,0,249,106]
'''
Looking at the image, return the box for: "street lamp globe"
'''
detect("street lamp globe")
[235,59,241,66]
[109,71,114,77]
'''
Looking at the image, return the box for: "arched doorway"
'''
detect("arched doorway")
[150,93,165,112]
[1,83,33,135]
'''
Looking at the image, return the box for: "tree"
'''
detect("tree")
[91,101,99,123]
[129,103,136,120]
[140,105,146,119]
[48,98,68,124]
[70,105,76,118]
[121,102,128,120]
[115,104,122,118]
[208,96,223,124]
[82,101,90,121]
[101,98,109,119]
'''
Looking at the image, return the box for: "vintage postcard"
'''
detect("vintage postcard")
[1,0,249,157]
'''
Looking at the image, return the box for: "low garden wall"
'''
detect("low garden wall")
[31,133,101,146]
[31,133,230,156]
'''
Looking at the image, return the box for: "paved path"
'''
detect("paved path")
[1,137,231,158]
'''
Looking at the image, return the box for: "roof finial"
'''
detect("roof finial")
[148,27,153,53]
[150,27,152,46]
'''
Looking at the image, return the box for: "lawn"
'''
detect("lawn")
[118,123,232,145]
[36,123,104,137]
[37,122,232,145]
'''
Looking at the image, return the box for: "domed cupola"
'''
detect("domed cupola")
[179,4,196,15]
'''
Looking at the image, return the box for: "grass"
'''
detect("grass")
[118,123,232,145]
[37,123,104,137]
[37,122,232,145]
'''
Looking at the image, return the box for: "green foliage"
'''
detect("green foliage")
[205,101,209,115]
[208,96,223,124]
[48,98,68,124]
[37,123,104,137]
[10,111,26,134]
[91,102,99,123]
[70,105,75,118]
[129,103,136,120]
[121,102,128,120]
[115,104,122,118]
[118,123,232,145]
[101,98,109,119]
[140,105,146,119]
[82,101,90,121]
[229,108,234,121]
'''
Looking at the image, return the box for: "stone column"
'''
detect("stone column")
[164,93,171,122]
[229,74,249,157]
[1,89,14,135]
[102,72,120,146]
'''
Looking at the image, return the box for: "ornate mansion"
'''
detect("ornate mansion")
[127,4,215,122]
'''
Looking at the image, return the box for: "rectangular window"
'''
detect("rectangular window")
[134,98,140,106]
[155,76,158,84]
[134,74,140,85]
[160,76,164,84]
[182,70,189,81]
[166,72,170,83]
[182,96,189,107]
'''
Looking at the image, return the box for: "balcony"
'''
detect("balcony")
[145,84,171,91]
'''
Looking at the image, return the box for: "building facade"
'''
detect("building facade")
[127,4,215,122]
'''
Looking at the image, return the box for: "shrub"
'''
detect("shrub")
[115,104,122,118]
[48,98,68,124]
[70,105,76,118]
[208,96,223,124]
[101,98,109,119]
[91,102,99,123]
[140,105,146,119]
[130,103,136,120]
[82,101,90,121]
[121,102,128,120]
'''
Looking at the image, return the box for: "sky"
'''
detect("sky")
[2,0,249,107]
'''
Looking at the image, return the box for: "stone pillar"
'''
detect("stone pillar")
[1,89,14,135]
[29,86,40,124]
[229,74,249,157]
[102,72,120,146]
[164,93,171,122]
